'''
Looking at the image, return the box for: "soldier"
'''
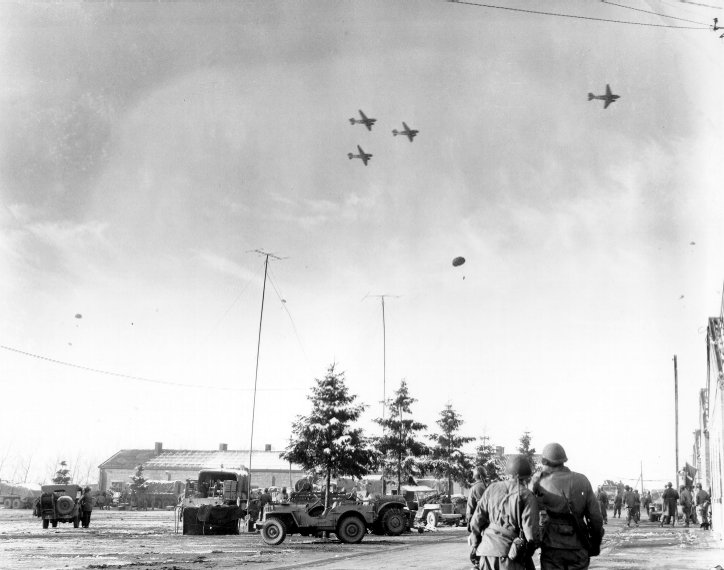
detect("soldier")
[695,483,710,529]
[642,491,652,515]
[595,487,608,525]
[467,466,488,569]
[80,486,94,528]
[469,455,539,570]
[613,491,623,519]
[679,485,693,527]
[660,482,679,526]
[530,443,604,570]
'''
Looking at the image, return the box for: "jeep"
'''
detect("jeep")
[35,484,82,528]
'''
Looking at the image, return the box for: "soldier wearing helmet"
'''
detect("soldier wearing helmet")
[469,455,539,570]
[466,465,489,569]
[80,486,94,528]
[529,443,603,570]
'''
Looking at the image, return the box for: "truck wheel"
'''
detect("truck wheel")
[51,520,58,528]
[426,511,439,527]
[382,508,406,536]
[336,515,366,544]
[3,498,11,508]
[261,518,287,546]
[12,499,21,509]
[42,518,49,529]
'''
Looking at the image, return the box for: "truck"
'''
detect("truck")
[179,468,249,535]
[258,492,411,545]
[400,485,465,528]
[0,482,41,509]
[34,484,82,528]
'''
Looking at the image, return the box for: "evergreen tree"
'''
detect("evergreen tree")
[475,438,504,484]
[52,460,71,484]
[374,379,430,493]
[281,364,376,509]
[129,464,148,506]
[428,404,475,494]
[517,431,538,471]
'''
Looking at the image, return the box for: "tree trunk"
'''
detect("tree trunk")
[325,467,331,510]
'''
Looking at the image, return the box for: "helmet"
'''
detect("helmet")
[696,483,702,489]
[473,465,486,481]
[667,482,672,488]
[506,455,532,478]
[541,443,568,466]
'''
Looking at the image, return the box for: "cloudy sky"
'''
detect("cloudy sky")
[1,0,722,487]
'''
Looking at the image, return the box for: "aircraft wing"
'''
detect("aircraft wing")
[402,122,410,131]
[605,84,612,97]
[604,99,612,109]
[358,110,368,121]
[357,145,365,154]
[361,155,369,165]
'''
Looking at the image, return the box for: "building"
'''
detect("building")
[98,442,305,492]
[700,315,724,532]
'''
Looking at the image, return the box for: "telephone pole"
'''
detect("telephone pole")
[674,354,679,488]
[246,250,282,518]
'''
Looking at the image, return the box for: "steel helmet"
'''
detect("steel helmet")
[506,455,532,478]
[541,443,568,466]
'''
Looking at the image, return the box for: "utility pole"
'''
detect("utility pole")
[674,355,679,489]
[363,293,399,496]
[640,461,644,495]
[246,250,282,521]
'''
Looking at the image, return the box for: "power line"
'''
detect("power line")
[449,0,711,29]
[0,344,302,391]
[602,0,710,26]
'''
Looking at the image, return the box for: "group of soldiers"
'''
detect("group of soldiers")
[466,442,603,570]
[596,480,711,529]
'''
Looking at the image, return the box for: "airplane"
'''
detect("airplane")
[392,121,419,142]
[348,145,372,166]
[588,84,620,109]
[349,110,376,131]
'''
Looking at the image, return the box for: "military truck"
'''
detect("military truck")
[34,484,82,528]
[401,485,464,528]
[0,482,41,509]
[180,468,249,535]
[258,492,410,545]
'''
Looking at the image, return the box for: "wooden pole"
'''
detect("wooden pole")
[674,355,679,488]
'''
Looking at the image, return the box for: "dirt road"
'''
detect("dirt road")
[2,508,724,569]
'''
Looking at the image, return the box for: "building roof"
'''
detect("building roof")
[98,450,159,470]
[100,449,302,472]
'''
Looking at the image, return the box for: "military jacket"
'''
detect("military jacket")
[471,478,540,557]
[530,465,603,551]
[696,489,710,505]
[467,480,487,523]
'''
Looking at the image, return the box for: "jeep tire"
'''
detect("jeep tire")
[336,515,365,544]
[382,508,406,536]
[261,518,287,546]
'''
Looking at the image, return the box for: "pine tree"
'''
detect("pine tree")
[129,464,148,507]
[428,404,475,494]
[281,364,376,509]
[52,460,71,484]
[374,379,430,494]
[518,431,538,471]
[474,438,504,484]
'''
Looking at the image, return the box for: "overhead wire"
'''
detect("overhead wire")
[601,0,711,26]
[449,0,711,29]
[0,344,303,391]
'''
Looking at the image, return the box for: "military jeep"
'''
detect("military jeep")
[258,492,410,545]
[35,484,82,528]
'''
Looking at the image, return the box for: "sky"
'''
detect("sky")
[1,0,723,488]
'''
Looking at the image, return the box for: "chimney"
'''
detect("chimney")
[264,444,272,452]
[154,442,163,455]
[219,443,228,451]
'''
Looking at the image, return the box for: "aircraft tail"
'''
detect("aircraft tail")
[392,129,398,136]
[349,118,356,125]
[347,153,353,160]
[587,93,595,101]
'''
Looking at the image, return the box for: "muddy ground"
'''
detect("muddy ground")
[2,508,724,569]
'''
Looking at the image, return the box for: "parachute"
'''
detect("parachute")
[74,314,82,319]
[452,257,465,267]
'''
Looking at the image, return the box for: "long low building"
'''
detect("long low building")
[98,442,305,492]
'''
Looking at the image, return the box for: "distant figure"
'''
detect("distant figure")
[469,455,539,570]
[80,486,94,528]
[613,491,623,518]
[279,487,290,503]
[530,443,604,570]
[260,488,272,514]
[596,486,609,525]
[695,483,711,529]
[642,491,652,515]
[623,486,638,527]
[660,482,679,526]
[679,486,694,527]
